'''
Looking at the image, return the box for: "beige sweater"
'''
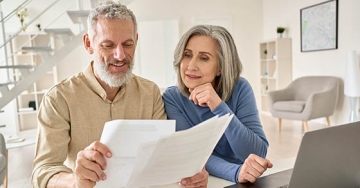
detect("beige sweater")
[32,62,166,187]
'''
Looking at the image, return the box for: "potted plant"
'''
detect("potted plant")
[36,23,42,31]
[16,7,28,32]
[277,27,285,38]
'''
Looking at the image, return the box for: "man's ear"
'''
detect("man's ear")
[83,33,93,54]
[135,33,138,45]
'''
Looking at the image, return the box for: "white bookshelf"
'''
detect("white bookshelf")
[259,38,292,111]
[9,33,58,132]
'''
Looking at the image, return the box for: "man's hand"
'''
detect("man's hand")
[238,154,273,183]
[73,141,112,188]
[179,167,209,188]
[188,83,222,111]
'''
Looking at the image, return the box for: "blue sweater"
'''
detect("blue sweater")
[162,78,269,182]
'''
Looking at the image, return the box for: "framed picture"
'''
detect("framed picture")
[300,0,338,52]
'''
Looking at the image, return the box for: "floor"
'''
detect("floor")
[3,112,328,188]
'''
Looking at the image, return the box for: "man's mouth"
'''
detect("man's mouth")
[111,62,125,67]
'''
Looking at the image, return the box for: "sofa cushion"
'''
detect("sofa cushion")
[273,101,306,113]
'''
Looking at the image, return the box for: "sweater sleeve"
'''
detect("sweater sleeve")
[206,155,241,182]
[213,101,268,160]
[163,82,269,183]
[162,89,192,131]
[163,90,241,182]
[209,80,268,182]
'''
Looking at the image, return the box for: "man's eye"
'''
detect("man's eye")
[124,42,134,47]
[103,44,114,48]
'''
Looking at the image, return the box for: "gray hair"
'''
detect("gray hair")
[87,1,137,39]
[173,25,242,101]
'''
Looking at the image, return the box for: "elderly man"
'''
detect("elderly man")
[31,1,208,188]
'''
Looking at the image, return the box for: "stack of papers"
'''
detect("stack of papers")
[96,114,233,188]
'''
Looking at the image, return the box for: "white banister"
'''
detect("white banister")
[0,2,10,81]
[0,0,61,49]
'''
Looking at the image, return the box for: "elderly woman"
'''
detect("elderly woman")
[163,25,272,183]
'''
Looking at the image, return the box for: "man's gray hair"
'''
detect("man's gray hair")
[87,1,137,39]
[173,25,242,101]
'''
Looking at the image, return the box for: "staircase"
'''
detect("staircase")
[0,0,90,110]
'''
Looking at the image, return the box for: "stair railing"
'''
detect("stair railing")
[0,0,85,109]
[0,0,32,23]
[0,0,61,49]
[0,0,77,72]
[9,1,77,58]
[0,0,32,69]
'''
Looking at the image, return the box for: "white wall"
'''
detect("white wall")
[128,0,263,104]
[132,19,179,89]
[4,0,356,126]
[2,0,263,103]
[0,0,274,128]
[263,0,360,125]
[56,45,92,81]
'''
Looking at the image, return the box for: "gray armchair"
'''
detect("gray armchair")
[268,76,339,132]
[0,133,6,185]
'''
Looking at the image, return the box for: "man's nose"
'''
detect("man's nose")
[113,45,125,60]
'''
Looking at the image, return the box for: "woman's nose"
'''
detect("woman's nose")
[187,58,198,70]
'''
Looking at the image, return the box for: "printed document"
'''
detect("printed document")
[95,114,234,188]
[95,120,175,188]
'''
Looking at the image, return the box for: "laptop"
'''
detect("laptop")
[225,121,360,188]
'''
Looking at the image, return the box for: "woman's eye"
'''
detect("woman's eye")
[200,57,209,61]
[184,53,191,58]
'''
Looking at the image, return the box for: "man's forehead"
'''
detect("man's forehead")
[93,19,136,40]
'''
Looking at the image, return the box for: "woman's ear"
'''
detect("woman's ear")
[83,33,93,54]
[216,70,221,76]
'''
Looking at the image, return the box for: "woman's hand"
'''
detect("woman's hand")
[179,167,209,188]
[189,83,222,111]
[238,154,273,183]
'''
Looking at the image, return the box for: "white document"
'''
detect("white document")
[95,120,175,188]
[126,114,233,188]
[96,114,234,188]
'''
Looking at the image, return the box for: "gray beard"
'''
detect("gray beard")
[93,60,134,88]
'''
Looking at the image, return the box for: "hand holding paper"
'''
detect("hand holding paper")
[96,114,234,188]
[95,120,175,188]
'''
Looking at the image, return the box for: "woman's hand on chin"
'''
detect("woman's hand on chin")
[188,83,222,111]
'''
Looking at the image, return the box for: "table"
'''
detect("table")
[208,157,296,188]
[153,157,296,188]
[1,136,296,188]
[4,136,36,188]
